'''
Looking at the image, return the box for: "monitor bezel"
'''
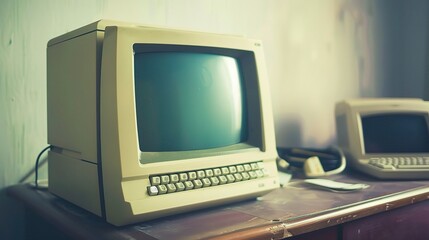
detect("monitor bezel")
[132,44,266,165]
[100,25,277,178]
[341,99,429,160]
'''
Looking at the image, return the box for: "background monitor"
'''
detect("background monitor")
[335,98,429,179]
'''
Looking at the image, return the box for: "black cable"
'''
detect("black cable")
[35,146,51,188]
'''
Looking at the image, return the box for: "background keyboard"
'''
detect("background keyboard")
[368,157,429,170]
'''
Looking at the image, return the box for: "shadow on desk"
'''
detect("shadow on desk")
[0,188,26,240]
[7,172,429,240]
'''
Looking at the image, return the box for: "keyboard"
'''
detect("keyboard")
[368,157,429,170]
[147,161,267,196]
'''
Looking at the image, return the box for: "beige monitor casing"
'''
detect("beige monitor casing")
[47,20,279,226]
[335,98,429,179]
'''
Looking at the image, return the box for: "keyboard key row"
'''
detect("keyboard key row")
[150,163,264,186]
[369,157,429,170]
[369,157,429,164]
[147,169,266,196]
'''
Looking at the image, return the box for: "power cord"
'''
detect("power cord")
[35,146,51,188]
[277,146,346,178]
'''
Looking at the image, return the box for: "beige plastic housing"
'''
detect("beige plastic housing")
[47,20,279,226]
[335,98,429,179]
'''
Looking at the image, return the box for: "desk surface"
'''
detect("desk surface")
[7,171,429,240]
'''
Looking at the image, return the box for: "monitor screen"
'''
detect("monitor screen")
[134,51,248,153]
[361,113,429,154]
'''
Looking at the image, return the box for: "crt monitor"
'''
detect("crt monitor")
[335,98,429,179]
[47,20,279,226]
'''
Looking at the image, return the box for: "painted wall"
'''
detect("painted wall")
[0,0,428,239]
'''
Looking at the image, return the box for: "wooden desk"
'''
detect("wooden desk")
[7,172,429,240]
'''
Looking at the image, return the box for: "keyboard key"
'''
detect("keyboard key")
[205,169,214,177]
[218,175,228,184]
[255,170,264,178]
[249,171,257,179]
[251,163,259,170]
[234,173,243,181]
[170,174,179,183]
[229,166,237,174]
[213,168,222,176]
[150,176,161,186]
[147,186,159,196]
[221,167,230,175]
[188,171,197,180]
[179,173,188,181]
[157,185,168,194]
[176,182,185,191]
[210,177,220,186]
[161,175,170,184]
[243,164,252,171]
[184,181,194,190]
[202,178,211,187]
[167,183,177,193]
[242,172,250,180]
[226,174,235,183]
[197,170,206,179]
[193,179,203,189]
[236,165,244,172]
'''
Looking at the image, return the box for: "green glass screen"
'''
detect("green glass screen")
[362,114,429,153]
[134,52,248,152]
